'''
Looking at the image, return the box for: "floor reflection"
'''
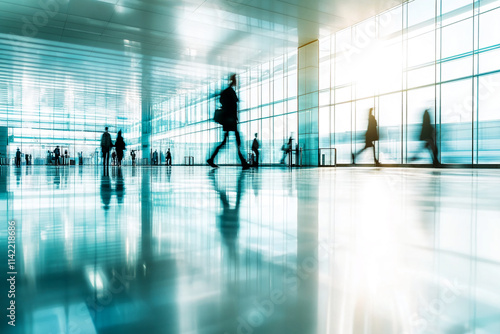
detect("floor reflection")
[211,169,244,260]
[1,166,500,333]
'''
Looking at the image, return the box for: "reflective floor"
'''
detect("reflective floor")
[1,165,500,334]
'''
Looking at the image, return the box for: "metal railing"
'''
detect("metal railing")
[285,148,303,167]
[319,148,337,167]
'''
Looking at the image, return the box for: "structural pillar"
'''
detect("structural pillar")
[141,99,151,164]
[297,40,319,166]
[141,55,152,164]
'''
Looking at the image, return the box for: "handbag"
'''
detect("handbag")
[214,108,225,125]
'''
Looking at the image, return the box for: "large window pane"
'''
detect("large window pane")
[441,57,473,81]
[478,48,500,74]
[441,79,473,164]
[319,107,331,148]
[408,0,436,29]
[379,93,403,163]
[334,103,352,163]
[441,18,474,58]
[407,32,435,67]
[441,0,473,25]
[478,73,500,163]
[479,8,500,49]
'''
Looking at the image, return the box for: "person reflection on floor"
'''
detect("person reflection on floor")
[210,170,245,260]
[115,167,125,204]
[54,168,60,188]
[14,166,21,186]
[166,164,171,183]
[100,174,112,210]
[411,109,441,167]
[100,168,126,209]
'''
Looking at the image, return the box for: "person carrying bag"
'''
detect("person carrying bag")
[207,74,250,170]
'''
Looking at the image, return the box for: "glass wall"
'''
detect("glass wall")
[319,0,500,165]
[151,51,298,165]
[0,36,141,165]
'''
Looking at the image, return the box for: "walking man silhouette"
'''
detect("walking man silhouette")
[207,74,250,170]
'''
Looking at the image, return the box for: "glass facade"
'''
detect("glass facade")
[151,52,298,165]
[319,0,500,165]
[2,0,500,167]
[0,37,141,165]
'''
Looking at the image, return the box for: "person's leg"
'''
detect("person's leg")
[372,144,380,165]
[280,150,287,164]
[209,132,229,163]
[429,139,440,166]
[352,146,366,164]
[234,131,249,168]
[253,149,259,166]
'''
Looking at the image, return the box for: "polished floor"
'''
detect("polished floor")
[1,165,500,334]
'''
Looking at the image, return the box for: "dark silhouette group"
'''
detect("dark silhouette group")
[350,107,440,166]
[101,126,126,173]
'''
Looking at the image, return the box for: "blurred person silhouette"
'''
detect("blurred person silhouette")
[352,108,380,166]
[115,130,126,167]
[15,148,21,167]
[166,148,172,166]
[64,149,69,165]
[251,171,262,197]
[101,127,113,171]
[153,150,158,165]
[131,150,136,166]
[207,74,250,170]
[252,133,259,167]
[100,174,111,210]
[111,150,117,166]
[295,143,301,166]
[411,109,440,167]
[210,170,245,260]
[25,152,29,166]
[53,146,61,165]
[280,136,293,164]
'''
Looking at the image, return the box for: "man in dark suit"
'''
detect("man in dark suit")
[207,74,249,170]
[252,133,259,167]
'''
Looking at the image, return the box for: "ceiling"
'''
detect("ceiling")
[0,0,404,107]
